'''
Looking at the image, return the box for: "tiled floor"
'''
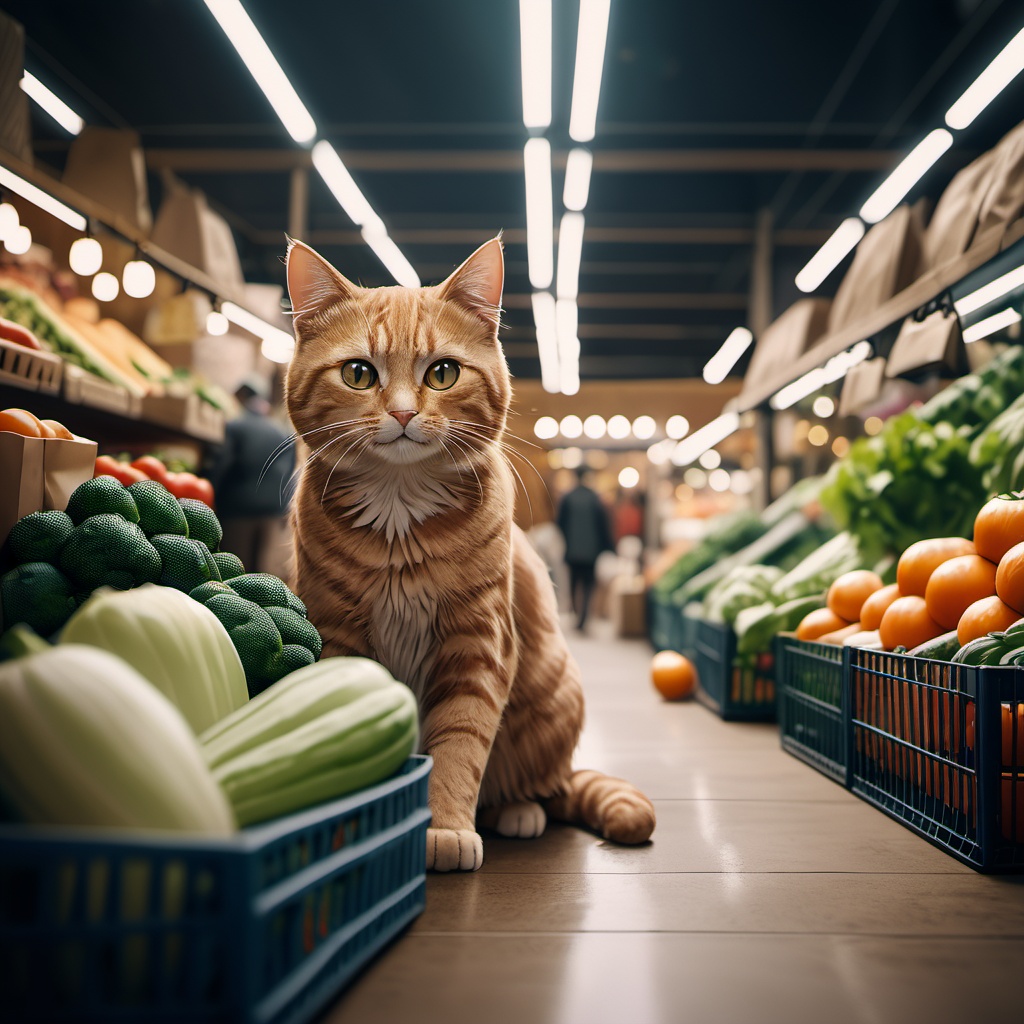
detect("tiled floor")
[325,621,1024,1024]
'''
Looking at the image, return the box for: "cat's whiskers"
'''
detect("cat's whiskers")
[320,431,377,506]
[447,424,538,525]
[259,417,376,488]
[440,432,484,502]
[447,422,550,496]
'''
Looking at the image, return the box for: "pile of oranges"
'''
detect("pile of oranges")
[797,492,1024,651]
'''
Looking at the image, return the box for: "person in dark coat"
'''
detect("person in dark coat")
[207,376,295,574]
[556,466,614,631]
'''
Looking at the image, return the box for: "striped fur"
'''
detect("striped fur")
[285,238,655,871]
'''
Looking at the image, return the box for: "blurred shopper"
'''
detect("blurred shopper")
[613,488,645,547]
[207,375,295,575]
[557,467,614,631]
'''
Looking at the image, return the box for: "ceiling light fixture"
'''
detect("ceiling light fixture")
[607,414,630,440]
[534,415,559,439]
[568,0,611,143]
[91,271,119,302]
[3,224,31,255]
[519,0,552,129]
[360,227,420,288]
[632,415,656,440]
[702,326,754,384]
[556,298,580,395]
[69,236,102,276]
[563,148,593,212]
[859,129,953,224]
[556,211,585,300]
[618,466,640,489]
[0,202,18,241]
[583,414,607,439]
[524,138,554,289]
[20,71,84,135]
[770,341,871,410]
[962,306,1022,343]
[945,26,1024,130]
[671,411,741,467]
[221,299,295,363]
[531,291,561,393]
[666,414,690,439]
[122,258,156,299]
[206,309,229,336]
[795,217,865,293]
[311,140,377,227]
[559,414,583,439]
[202,0,316,144]
[0,164,86,231]
[954,264,1024,316]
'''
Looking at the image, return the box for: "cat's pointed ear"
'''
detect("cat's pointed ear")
[437,236,504,332]
[286,238,357,330]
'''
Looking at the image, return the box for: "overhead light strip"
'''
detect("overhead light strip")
[20,71,84,135]
[531,291,561,393]
[569,0,612,143]
[556,212,585,300]
[555,298,581,395]
[0,164,86,231]
[702,327,754,385]
[946,25,1024,130]
[955,264,1024,316]
[360,227,420,288]
[795,218,865,293]
[671,412,741,467]
[962,306,1021,343]
[859,128,953,224]
[770,342,872,410]
[524,137,554,289]
[202,0,316,144]
[563,148,593,212]
[519,0,552,129]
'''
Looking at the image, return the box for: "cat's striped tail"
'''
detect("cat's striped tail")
[545,770,656,844]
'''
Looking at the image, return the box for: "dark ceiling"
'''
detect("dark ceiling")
[4,0,1024,381]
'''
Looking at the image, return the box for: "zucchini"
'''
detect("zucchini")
[909,630,961,662]
[199,657,418,826]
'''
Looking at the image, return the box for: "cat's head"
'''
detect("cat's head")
[284,237,510,470]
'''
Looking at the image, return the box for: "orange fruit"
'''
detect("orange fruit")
[974,493,1024,563]
[924,554,997,629]
[957,595,1022,645]
[650,650,697,701]
[41,419,73,440]
[827,569,883,622]
[859,583,901,631]
[0,407,45,437]
[879,595,944,651]
[896,537,976,596]
[796,607,850,641]
[997,542,1024,614]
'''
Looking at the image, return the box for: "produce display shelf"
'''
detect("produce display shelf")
[847,650,1024,873]
[775,634,848,785]
[688,613,776,721]
[0,756,432,1023]
[0,338,62,395]
[648,593,693,656]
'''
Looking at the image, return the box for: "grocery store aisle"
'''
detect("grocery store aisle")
[325,623,1024,1024]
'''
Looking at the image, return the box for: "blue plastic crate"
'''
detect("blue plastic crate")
[775,634,848,784]
[0,756,432,1023]
[848,649,1024,872]
[689,613,776,721]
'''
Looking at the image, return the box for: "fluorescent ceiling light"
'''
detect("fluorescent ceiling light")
[702,326,754,385]
[222,300,296,361]
[0,164,86,231]
[361,227,420,288]
[859,129,953,224]
[531,291,561,393]
[671,411,741,467]
[770,342,871,410]
[524,138,554,289]
[946,26,1024,130]
[954,264,1024,316]
[312,141,377,226]
[569,0,611,143]
[795,218,865,293]
[563,148,593,212]
[556,212,585,300]
[519,0,552,129]
[20,71,84,135]
[556,298,580,395]
[962,306,1021,343]
[202,0,316,144]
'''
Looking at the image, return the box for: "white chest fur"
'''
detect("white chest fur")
[345,466,462,544]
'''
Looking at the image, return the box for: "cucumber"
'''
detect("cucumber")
[908,630,961,662]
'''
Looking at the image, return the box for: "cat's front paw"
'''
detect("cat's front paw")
[426,828,483,871]
[494,800,547,838]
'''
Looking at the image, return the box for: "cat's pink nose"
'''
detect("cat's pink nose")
[389,410,418,428]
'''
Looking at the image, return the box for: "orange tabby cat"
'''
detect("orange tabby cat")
[285,236,655,871]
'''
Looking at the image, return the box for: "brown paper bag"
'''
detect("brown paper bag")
[838,358,887,417]
[0,432,45,550]
[886,311,965,380]
[42,435,98,512]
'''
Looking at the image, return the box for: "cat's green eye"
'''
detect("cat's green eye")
[425,359,460,391]
[341,360,378,390]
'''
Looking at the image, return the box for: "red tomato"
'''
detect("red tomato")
[94,455,147,486]
[131,455,170,485]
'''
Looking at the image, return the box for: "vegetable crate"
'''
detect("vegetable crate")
[689,613,776,721]
[774,634,848,785]
[648,592,691,655]
[0,756,432,1023]
[847,650,1024,872]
